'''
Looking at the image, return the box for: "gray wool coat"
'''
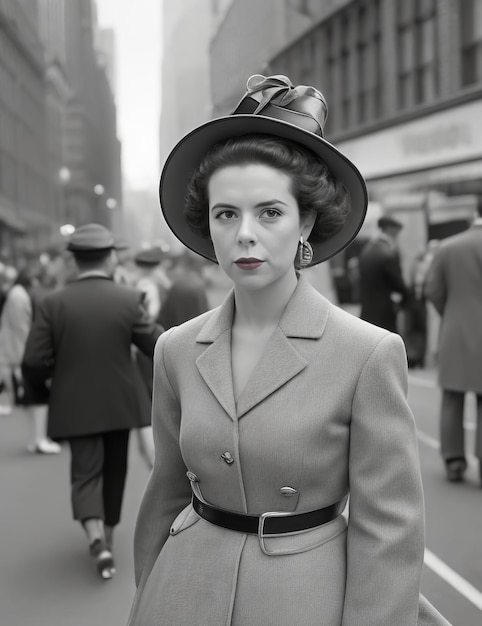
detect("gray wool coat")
[128,275,450,626]
[424,222,482,394]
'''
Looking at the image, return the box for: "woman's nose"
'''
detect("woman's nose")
[237,215,257,245]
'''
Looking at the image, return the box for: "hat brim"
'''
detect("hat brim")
[160,114,368,265]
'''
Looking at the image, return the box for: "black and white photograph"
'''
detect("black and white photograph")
[0,1,481,624]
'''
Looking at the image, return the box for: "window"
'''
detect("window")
[460,0,482,86]
[340,14,351,128]
[356,0,381,123]
[396,0,438,108]
[414,0,438,103]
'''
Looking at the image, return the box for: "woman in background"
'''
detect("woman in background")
[0,268,60,454]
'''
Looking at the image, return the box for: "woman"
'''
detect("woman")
[0,267,60,454]
[128,75,450,625]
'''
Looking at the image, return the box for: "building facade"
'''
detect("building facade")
[0,0,122,264]
[62,0,122,231]
[0,0,52,260]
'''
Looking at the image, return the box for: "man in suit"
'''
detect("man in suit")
[424,202,482,485]
[358,215,409,332]
[22,224,162,579]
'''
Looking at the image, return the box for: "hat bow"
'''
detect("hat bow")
[233,74,328,137]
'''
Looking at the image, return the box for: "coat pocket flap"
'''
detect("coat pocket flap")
[169,504,200,536]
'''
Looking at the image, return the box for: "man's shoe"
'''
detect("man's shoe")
[89,538,115,580]
[445,459,466,482]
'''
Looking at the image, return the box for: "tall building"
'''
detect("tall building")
[0,0,123,262]
[159,0,214,168]
[37,0,71,243]
[62,0,122,230]
[95,27,116,96]
[0,0,53,260]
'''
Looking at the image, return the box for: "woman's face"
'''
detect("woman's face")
[208,163,315,291]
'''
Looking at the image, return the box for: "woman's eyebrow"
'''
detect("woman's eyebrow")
[210,203,238,211]
[256,199,287,207]
[210,199,288,211]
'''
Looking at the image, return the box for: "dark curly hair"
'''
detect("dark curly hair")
[184,134,351,244]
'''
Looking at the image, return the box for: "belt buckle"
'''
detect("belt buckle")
[258,510,298,556]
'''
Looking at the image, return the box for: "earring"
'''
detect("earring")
[296,236,313,268]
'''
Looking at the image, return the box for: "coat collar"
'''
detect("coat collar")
[195,274,330,419]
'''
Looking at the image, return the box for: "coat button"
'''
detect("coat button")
[186,471,199,482]
[220,452,234,465]
[280,486,298,496]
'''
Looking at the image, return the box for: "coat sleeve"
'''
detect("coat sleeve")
[342,332,425,625]
[132,328,192,589]
[423,249,446,315]
[383,249,409,301]
[21,299,55,386]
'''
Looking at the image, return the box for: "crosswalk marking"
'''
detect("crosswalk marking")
[424,549,482,611]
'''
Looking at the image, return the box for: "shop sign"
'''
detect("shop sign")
[338,100,482,180]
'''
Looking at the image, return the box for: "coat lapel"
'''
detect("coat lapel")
[196,292,237,419]
[195,275,331,420]
[235,327,308,418]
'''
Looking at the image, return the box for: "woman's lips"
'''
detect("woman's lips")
[235,258,264,270]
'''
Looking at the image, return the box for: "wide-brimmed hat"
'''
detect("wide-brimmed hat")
[67,223,127,253]
[160,74,368,266]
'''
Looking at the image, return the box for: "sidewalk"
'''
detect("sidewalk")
[0,407,150,626]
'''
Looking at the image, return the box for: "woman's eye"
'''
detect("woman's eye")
[261,208,281,218]
[216,210,236,220]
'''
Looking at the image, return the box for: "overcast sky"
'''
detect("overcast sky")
[96,0,162,191]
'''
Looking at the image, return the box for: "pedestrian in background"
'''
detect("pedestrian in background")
[0,267,60,453]
[128,74,449,625]
[157,251,210,330]
[133,246,171,397]
[134,246,171,324]
[358,215,409,332]
[22,224,162,580]
[403,239,440,368]
[424,203,482,485]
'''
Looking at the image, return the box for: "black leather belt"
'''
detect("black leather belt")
[192,492,347,536]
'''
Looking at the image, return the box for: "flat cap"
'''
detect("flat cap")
[67,223,123,252]
[134,246,164,266]
[377,215,403,230]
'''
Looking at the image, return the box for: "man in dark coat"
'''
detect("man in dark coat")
[424,204,482,485]
[358,215,409,332]
[22,224,162,580]
[158,252,210,330]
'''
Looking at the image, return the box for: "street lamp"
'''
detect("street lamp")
[58,167,71,185]
[60,224,75,236]
[58,167,72,226]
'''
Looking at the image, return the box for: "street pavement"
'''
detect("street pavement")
[0,368,481,625]
[408,369,482,625]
